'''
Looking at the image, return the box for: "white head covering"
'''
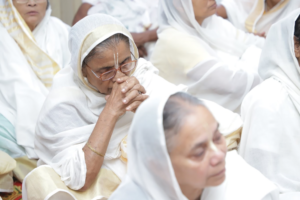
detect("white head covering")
[221,0,300,34]
[109,92,279,200]
[34,13,175,190]
[0,0,70,158]
[159,0,247,56]
[259,9,300,113]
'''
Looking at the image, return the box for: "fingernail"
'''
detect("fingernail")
[118,78,121,81]
[126,106,131,110]
[122,88,126,92]
[123,99,127,104]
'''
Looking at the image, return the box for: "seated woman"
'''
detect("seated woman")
[151,0,264,113]
[239,10,300,199]
[22,13,178,199]
[0,0,70,182]
[73,0,159,59]
[217,0,300,36]
[109,92,279,200]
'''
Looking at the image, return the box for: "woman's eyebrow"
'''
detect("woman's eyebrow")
[96,66,114,72]
[120,56,130,64]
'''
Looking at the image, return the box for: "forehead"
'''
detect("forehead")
[87,40,131,67]
[176,106,217,148]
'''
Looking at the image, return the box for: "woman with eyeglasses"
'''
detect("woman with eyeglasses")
[0,0,70,189]
[22,14,178,199]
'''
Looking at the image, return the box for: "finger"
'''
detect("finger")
[105,95,110,101]
[125,83,146,96]
[120,77,140,93]
[140,46,148,57]
[116,76,129,84]
[138,48,145,57]
[122,90,140,104]
[126,101,143,112]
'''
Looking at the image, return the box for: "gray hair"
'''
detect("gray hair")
[82,33,130,67]
[163,92,206,153]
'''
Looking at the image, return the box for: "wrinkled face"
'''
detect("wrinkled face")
[192,0,216,24]
[82,41,132,95]
[13,0,47,31]
[170,106,227,190]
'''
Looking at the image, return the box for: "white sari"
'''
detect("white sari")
[221,0,300,34]
[151,0,264,112]
[109,91,279,200]
[0,0,70,159]
[239,9,300,199]
[24,14,177,199]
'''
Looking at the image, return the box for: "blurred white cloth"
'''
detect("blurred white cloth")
[34,14,177,191]
[239,9,300,199]
[109,91,279,200]
[151,0,264,112]
[0,0,70,159]
[82,0,160,60]
[221,0,300,34]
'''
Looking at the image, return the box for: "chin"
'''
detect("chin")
[208,174,226,187]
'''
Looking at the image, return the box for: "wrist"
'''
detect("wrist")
[102,106,121,121]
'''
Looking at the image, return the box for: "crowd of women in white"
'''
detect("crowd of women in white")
[0,0,300,199]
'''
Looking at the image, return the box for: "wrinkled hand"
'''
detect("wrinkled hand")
[138,46,148,58]
[105,76,148,114]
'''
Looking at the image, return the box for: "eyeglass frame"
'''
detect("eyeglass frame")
[84,52,138,81]
[14,0,46,4]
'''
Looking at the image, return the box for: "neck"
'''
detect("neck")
[266,0,279,10]
[195,17,205,26]
[181,184,203,200]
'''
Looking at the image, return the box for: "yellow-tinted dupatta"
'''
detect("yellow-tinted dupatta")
[0,0,60,88]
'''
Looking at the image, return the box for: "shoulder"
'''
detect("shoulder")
[242,78,288,116]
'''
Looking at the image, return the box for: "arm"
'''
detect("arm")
[216,5,228,19]
[81,73,148,191]
[131,28,158,57]
[72,3,93,25]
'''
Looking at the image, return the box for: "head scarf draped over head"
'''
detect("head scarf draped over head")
[221,0,300,34]
[259,9,300,114]
[109,91,278,200]
[159,0,248,56]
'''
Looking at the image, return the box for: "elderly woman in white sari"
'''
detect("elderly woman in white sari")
[109,92,279,200]
[217,0,300,36]
[0,0,70,191]
[239,10,300,199]
[22,14,179,200]
[151,0,264,113]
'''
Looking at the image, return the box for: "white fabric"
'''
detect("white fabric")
[34,14,177,191]
[82,0,159,60]
[151,0,264,112]
[221,0,300,34]
[109,91,279,200]
[0,2,70,159]
[239,9,300,198]
[159,0,265,57]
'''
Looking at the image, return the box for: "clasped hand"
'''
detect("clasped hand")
[105,76,148,117]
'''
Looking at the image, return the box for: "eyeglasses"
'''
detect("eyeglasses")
[15,0,47,4]
[85,53,138,81]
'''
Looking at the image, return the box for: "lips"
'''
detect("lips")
[27,11,38,16]
[211,168,226,178]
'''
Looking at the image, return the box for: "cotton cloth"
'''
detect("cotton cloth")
[109,91,279,200]
[81,0,159,60]
[239,9,300,199]
[151,0,264,112]
[221,0,300,34]
[0,0,70,159]
[33,14,177,193]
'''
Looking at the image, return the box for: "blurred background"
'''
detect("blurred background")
[49,0,81,25]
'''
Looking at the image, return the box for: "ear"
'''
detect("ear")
[294,36,300,59]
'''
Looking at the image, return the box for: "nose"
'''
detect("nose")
[112,70,126,82]
[27,0,37,6]
[209,141,225,166]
